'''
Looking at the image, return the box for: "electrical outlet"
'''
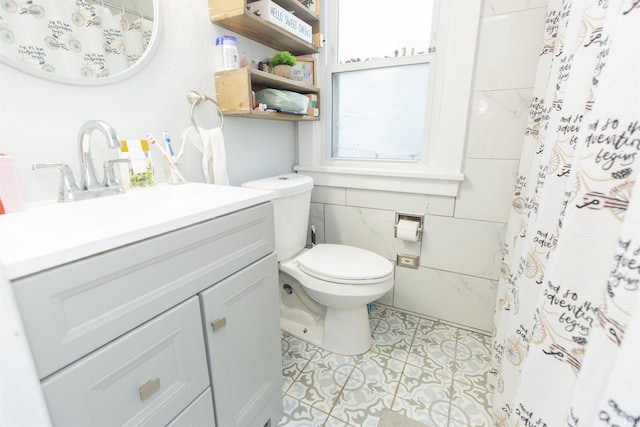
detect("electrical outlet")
[397,254,419,269]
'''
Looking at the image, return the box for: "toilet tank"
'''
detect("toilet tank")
[242,174,313,261]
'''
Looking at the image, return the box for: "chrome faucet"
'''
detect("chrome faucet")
[33,120,128,202]
[78,120,122,190]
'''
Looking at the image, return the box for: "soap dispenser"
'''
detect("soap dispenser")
[0,154,25,214]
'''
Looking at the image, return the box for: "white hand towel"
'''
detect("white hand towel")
[185,126,229,185]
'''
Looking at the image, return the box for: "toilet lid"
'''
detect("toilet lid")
[297,244,393,283]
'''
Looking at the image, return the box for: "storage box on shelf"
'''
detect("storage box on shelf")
[209,0,320,55]
[215,67,320,121]
[250,1,312,44]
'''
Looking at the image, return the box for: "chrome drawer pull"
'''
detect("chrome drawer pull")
[139,378,161,401]
[211,317,227,331]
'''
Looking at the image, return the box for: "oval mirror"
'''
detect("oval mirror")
[0,0,159,85]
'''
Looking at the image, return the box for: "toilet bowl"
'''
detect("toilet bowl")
[242,173,395,355]
[280,244,393,354]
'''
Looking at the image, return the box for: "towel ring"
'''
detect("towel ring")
[187,90,224,131]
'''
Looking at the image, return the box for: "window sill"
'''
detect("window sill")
[293,164,463,196]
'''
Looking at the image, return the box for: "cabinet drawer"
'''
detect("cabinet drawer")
[13,202,274,378]
[42,297,209,427]
[168,388,216,427]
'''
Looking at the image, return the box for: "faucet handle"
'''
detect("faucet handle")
[33,163,81,202]
[103,158,130,190]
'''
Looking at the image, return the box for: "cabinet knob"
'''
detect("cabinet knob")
[211,317,227,331]
[138,377,161,401]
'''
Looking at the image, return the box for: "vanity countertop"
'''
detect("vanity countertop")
[0,183,274,281]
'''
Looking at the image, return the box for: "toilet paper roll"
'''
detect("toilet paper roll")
[396,219,420,242]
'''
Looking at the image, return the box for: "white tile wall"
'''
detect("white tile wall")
[311,186,346,205]
[346,189,455,217]
[483,0,548,17]
[454,159,519,223]
[421,215,506,280]
[466,89,533,160]
[394,267,497,332]
[325,205,421,260]
[308,202,325,245]
[474,8,548,91]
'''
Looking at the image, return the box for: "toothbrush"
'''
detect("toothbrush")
[163,130,177,165]
[148,133,174,168]
[148,133,186,183]
[177,130,186,161]
[147,133,166,155]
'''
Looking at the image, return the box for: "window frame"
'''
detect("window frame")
[295,0,482,197]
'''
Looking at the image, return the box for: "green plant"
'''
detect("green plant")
[269,51,296,67]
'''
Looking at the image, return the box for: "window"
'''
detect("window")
[332,0,434,162]
[335,0,434,63]
[295,0,482,196]
[332,62,429,160]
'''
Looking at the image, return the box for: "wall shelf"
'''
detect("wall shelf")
[210,0,321,121]
[215,67,320,121]
[209,0,320,56]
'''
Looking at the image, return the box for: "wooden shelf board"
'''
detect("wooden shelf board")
[215,67,318,92]
[211,9,318,56]
[224,109,320,121]
[250,68,319,92]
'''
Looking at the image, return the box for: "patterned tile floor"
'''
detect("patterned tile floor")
[278,304,493,427]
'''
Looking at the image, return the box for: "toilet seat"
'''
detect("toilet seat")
[297,244,393,285]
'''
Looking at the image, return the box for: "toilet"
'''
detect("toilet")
[242,173,394,355]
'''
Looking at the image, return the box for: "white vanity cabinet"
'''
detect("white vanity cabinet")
[5,190,283,427]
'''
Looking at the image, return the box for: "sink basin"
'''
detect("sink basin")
[0,183,274,280]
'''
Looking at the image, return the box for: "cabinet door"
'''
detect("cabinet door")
[42,297,209,427]
[200,254,283,427]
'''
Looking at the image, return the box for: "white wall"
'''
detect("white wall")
[308,0,548,333]
[0,1,296,204]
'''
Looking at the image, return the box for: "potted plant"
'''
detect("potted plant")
[269,51,297,79]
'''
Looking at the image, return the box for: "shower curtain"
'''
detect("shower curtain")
[0,0,152,79]
[489,0,639,425]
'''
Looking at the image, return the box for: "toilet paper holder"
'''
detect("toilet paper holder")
[394,213,424,241]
